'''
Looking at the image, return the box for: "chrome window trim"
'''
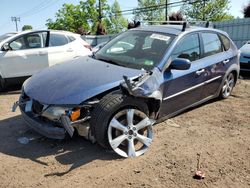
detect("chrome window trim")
[163,76,222,101]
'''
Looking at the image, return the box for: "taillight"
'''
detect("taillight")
[84,44,92,51]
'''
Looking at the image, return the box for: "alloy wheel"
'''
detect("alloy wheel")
[108,108,154,157]
[222,73,235,98]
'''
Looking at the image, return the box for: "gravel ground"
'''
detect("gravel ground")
[0,75,249,188]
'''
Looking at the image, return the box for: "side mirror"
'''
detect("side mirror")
[170,58,191,70]
[2,43,10,51]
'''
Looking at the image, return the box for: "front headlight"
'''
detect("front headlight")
[42,106,81,122]
[42,106,70,121]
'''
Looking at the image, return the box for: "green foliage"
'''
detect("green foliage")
[46,0,127,34]
[22,25,33,31]
[104,0,127,34]
[182,0,234,21]
[134,0,166,22]
[46,1,94,33]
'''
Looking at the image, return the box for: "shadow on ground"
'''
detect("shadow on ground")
[0,115,119,177]
[0,84,22,95]
[240,71,250,80]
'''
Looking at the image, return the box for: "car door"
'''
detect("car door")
[159,33,207,117]
[0,31,49,78]
[199,32,235,98]
[47,33,75,66]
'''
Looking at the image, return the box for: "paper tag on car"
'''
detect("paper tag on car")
[150,34,170,41]
[25,100,33,112]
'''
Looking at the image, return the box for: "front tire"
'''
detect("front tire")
[90,94,154,158]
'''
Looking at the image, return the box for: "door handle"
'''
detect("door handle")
[38,51,46,56]
[67,48,73,52]
[223,59,230,65]
[196,69,205,76]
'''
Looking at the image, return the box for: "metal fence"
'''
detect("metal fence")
[82,18,250,49]
[214,18,250,48]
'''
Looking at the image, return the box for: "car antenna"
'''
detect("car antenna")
[182,22,187,32]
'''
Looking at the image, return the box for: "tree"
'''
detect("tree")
[134,0,166,23]
[46,2,93,33]
[169,12,184,21]
[182,0,234,21]
[104,0,127,34]
[46,0,126,34]
[22,25,33,31]
[243,3,250,17]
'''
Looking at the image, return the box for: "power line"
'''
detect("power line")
[115,0,187,14]
[114,2,187,17]
[16,0,62,18]
[16,0,51,17]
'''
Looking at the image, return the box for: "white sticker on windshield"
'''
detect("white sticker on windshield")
[150,34,170,41]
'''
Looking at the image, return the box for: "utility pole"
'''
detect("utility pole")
[11,16,20,32]
[202,0,206,21]
[98,0,102,21]
[165,0,168,21]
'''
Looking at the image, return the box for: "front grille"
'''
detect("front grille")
[32,100,44,114]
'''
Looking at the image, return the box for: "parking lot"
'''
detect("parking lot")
[0,74,249,188]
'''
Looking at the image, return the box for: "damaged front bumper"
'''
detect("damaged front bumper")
[13,92,95,141]
[20,108,66,139]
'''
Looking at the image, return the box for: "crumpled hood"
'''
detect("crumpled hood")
[24,56,144,105]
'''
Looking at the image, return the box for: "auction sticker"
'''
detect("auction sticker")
[150,33,170,41]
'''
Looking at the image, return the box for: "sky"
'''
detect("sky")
[0,0,248,35]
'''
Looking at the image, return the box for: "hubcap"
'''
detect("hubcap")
[108,108,154,158]
[222,73,234,98]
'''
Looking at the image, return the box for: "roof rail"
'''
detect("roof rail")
[147,20,213,31]
[147,20,189,31]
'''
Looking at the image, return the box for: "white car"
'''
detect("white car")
[0,30,92,91]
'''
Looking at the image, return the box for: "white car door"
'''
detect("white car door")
[0,31,49,78]
[47,33,76,66]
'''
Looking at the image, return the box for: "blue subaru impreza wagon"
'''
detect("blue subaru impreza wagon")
[14,23,240,158]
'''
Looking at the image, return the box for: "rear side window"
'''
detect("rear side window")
[219,34,230,51]
[171,34,200,62]
[201,33,223,57]
[49,34,68,46]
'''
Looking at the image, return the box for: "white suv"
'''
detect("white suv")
[0,30,92,91]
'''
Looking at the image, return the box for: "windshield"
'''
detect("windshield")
[0,33,16,42]
[95,30,174,70]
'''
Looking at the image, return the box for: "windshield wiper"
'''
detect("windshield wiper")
[97,57,125,67]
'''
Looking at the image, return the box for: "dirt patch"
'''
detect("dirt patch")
[0,79,249,188]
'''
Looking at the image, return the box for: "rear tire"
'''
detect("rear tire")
[90,93,154,157]
[219,72,235,99]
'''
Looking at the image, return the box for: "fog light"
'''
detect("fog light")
[70,108,80,121]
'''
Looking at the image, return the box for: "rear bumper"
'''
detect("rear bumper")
[20,109,66,139]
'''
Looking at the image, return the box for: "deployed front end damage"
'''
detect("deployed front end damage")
[122,68,163,100]
[12,69,162,146]
[13,90,97,142]
[121,68,164,117]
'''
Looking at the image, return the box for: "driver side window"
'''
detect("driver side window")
[9,32,47,51]
[171,34,200,62]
